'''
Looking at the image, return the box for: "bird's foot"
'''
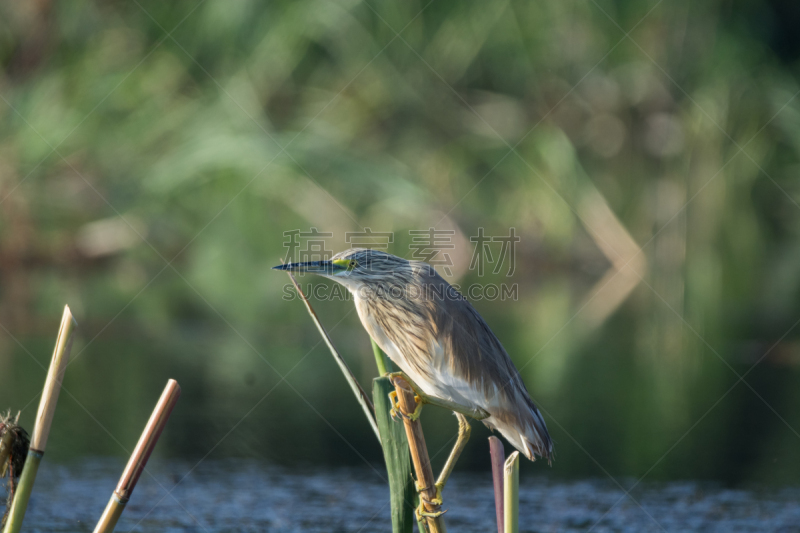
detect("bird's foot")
[415,493,447,522]
[388,390,424,421]
[406,395,424,421]
[388,391,401,420]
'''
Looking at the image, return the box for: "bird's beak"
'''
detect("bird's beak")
[272,260,343,275]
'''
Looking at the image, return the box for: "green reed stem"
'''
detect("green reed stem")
[92,495,126,533]
[371,339,393,375]
[373,377,414,533]
[286,273,380,442]
[503,451,520,533]
[2,451,40,533]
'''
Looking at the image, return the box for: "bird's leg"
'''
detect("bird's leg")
[412,414,471,523]
[430,412,471,505]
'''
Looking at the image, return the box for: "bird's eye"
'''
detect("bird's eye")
[349,260,357,268]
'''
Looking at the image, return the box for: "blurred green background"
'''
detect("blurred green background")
[0,0,799,487]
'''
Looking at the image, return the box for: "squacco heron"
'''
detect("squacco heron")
[274,249,553,514]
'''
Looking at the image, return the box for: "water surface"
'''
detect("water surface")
[8,459,800,532]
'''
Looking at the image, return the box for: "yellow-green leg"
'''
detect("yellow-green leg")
[431,413,471,505]
[410,413,470,526]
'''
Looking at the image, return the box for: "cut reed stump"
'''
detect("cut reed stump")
[392,376,446,533]
[93,379,181,533]
[503,451,520,533]
[489,436,505,533]
[3,305,76,533]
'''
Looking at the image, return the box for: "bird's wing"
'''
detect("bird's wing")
[414,264,554,461]
[408,265,524,399]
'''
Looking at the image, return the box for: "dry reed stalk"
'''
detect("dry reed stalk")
[3,305,76,533]
[392,376,446,533]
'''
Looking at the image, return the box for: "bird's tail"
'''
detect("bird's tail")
[485,396,553,463]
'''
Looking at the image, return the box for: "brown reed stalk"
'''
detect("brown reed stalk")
[93,379,181,533]
[392,376,446,533]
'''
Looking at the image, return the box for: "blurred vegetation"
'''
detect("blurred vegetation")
[0,0,799,487]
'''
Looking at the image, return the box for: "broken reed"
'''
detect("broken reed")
[503,451,520,533]
[94,379,181,533]
[0,420,14,475]
[489,436,505,533]
[4,306,77,533]
[0,412,27,479]
[0,427,11,527]
[0,412,29,527]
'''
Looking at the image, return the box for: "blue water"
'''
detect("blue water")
[8,459,800,532]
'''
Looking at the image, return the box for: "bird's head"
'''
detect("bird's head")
[273,248,411,291]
